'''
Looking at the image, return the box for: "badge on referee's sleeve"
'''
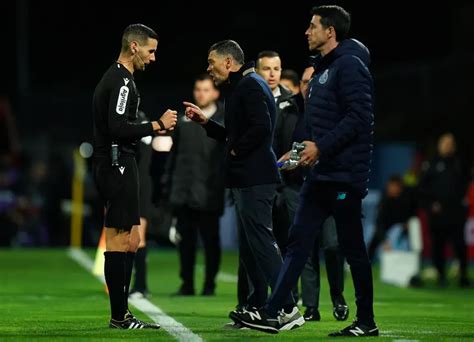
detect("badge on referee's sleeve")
[116,86,129,115]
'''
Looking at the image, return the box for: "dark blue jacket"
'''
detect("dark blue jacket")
[306,39,374,197]
[204,61,280,188]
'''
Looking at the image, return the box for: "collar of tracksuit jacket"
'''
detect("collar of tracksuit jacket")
[225,61,256,92]
[310,38,371,70]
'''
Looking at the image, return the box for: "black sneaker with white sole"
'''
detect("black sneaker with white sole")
[229,307,280,334]
[109,317,155,329]
[328,320,378,337]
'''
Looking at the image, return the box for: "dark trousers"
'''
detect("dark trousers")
[265,180,374,324]
[176,206,221,291]
[232,184,293,308]
[429,210,468,280]
[301,216,345,308]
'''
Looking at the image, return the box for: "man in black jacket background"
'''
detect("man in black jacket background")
[165,74,225,296]
[183,40,304,331]
[418,133,470,287]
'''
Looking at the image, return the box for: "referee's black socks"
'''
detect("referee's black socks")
[104,251,127,320]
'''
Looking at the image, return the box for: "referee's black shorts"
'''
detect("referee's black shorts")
[93,153,140,230]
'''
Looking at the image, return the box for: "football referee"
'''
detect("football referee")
[92,23,177,329]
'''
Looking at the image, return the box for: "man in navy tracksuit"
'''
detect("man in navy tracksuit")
[232,6,378,337]
[183,40,303,331]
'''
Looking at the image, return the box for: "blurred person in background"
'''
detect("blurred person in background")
[165,74,225,296]
[129,111,154,299]
[280,69,301,95]
[368,175,417,261]
[418,133,470,287]
[92,23,177,329]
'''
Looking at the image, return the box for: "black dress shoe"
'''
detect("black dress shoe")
[332,295,349,321]
[303,306,321,321]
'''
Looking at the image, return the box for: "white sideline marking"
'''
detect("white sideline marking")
[68,248,203,342]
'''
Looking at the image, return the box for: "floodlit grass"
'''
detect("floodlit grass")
[0,248,473,341]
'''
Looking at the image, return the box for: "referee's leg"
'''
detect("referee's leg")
[105,227,134,321]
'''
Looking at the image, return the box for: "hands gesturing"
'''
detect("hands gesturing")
[183,101,208,125]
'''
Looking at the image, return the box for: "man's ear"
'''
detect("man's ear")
[225,57,232,70]
[130,41,138,54]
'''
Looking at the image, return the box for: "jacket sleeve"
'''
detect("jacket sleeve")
[204,119,227,142]
[231,82,272,156]
[316,56,373,156]
[108,82,153,140]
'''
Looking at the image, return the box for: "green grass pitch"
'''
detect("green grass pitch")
[1,249,473,341]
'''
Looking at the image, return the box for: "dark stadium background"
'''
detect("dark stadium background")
[3,1,474,152]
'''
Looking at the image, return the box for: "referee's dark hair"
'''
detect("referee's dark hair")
[311,5,351,41]
[121,24,159,52]
[208,40,245,65]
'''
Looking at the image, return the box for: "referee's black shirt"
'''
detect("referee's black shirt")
[92,62,153,159]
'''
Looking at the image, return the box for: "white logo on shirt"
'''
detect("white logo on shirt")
[123,78,130,85]
[116,86,129,115]
[119,166,125,175]
[319,69,329,84]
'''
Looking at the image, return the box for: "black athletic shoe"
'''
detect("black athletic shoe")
[116,310,160,329]
[328,320,378,337]
[229,307,280,334]
[303,306,321,321]
[109,316,160,329]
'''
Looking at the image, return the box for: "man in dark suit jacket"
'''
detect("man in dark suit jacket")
[183,40,304,331]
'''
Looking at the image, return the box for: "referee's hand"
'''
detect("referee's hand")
[154,109,177,133]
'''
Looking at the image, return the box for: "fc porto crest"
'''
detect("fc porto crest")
[319,69,329,84]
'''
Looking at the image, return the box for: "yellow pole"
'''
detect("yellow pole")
[70,149,85,248]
